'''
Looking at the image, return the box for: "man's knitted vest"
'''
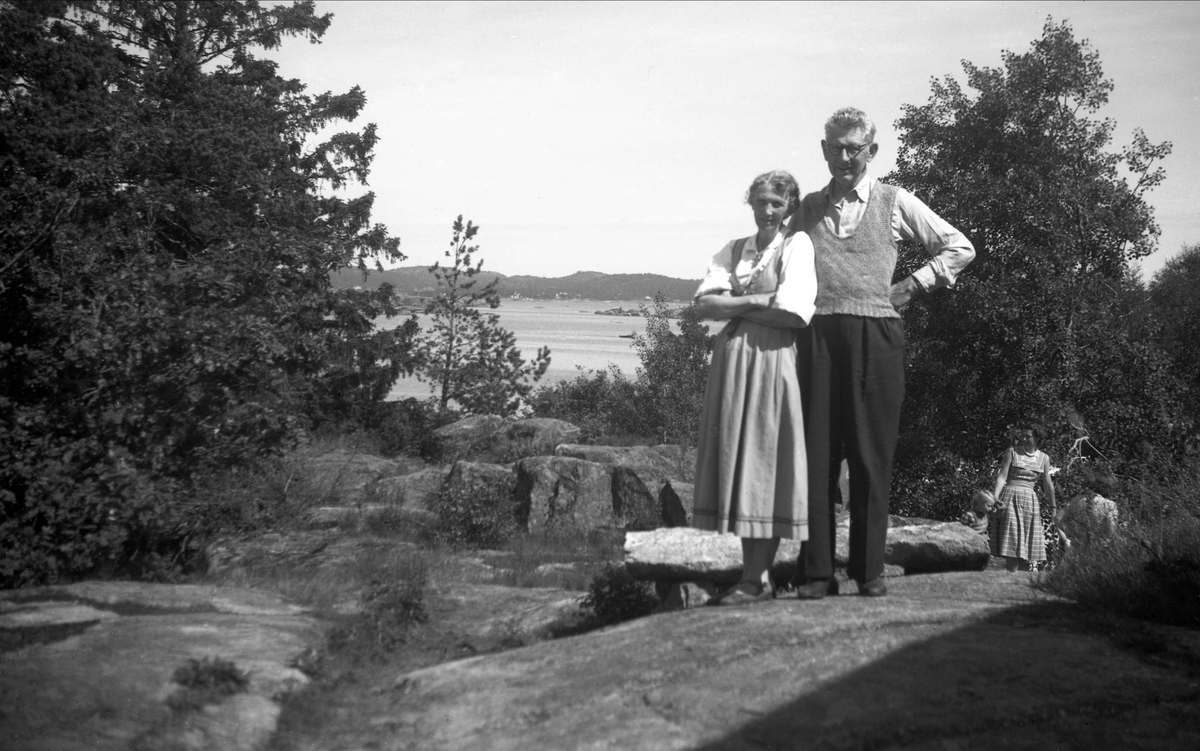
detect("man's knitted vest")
[796,182,900,319]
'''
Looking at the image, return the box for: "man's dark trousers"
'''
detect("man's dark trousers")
[798,314,905,584]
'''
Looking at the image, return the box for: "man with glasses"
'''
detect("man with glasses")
[789,107,974,598]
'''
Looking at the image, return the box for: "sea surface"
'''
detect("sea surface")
[378,298,710,401]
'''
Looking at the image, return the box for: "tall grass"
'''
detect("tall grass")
[1042,457,1200,627]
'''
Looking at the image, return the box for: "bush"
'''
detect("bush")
[1042,457,1200,627]
[366,398,456,458]
[580,564,659,627]
[530,296,713,446]
[167,657,250,712]
[890,444,994,521]
[428,469,520,549]
[529,367,654,444]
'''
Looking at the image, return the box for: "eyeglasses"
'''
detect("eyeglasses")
[824,141,872,159]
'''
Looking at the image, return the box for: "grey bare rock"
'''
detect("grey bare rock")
[625,518,989,584]
[885,521,991,573]
[624,527,803,584]
[513,456,612,531]
[367,466,450,516]
[429,416,581,463]
[500,417,582,458]
[0,582,319,751]
[442,460,516,502]
[555,444,696,490]
[427,415,508,462]
[611,466,661,531]
[307,450,415,504]
[658,481,691,527]
[378,572,1200,750]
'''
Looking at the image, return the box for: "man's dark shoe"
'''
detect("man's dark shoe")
[857,578,887,597]
[794,578,839,600]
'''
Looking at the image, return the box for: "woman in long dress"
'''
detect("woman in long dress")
[992,422,1059,571]
[692,171,817,606]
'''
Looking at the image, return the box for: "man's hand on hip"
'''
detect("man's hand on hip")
[890,276,923,311]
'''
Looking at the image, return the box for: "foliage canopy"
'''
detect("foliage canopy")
[0,0,409,585]
[885,19,1180,511]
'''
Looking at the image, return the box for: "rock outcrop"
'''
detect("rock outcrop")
[306,450,418,504]
[554,444,695,489]
[370,572,1200,750]
[0,582,320,751]
[512,456,612,531]
[428,416,580,463]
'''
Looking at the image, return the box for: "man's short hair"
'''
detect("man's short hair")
[825,107,877,142]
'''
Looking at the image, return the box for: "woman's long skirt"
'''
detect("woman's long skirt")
[692,320,807,540]
[996,483,1046,562]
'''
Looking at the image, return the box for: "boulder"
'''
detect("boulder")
[427,415,508,462]
[369,466,450,516]
[624,528,802,584]
[1058,493,1119,552]
[513,456,612,531]
[500,418,582,459]
[611,466,661,531]
[428,416,582,463]
[883,522,990,574]
[659,481,692,527]
[440,460,515,501]
[555,444,695,489]
[625,518,989,583]
[306,450,416,504]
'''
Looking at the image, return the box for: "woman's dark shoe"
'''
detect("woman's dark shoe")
[794,578,839,600]
[713,581,774,607]
[857,578,888,597]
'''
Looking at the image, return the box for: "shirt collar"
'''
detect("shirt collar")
[746,231,784,254]
[822,171,875,205]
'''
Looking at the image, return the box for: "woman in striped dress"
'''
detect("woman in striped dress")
[992,422,1059,571]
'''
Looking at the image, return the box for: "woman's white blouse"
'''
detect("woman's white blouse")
[694,230,817,325]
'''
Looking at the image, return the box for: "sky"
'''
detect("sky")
[269,1,1200,282]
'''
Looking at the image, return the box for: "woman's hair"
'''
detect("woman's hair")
[1015,421,1047,445]
[744,170,801,218]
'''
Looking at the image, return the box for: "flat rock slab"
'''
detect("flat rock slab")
[0,582,321,751]
[375,572,1200,750]
[625,523,988,583]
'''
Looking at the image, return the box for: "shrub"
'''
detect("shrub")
[167,657,250,712]
[366,398,456,458]
[1041,457,1200,626]
[530,296,713,446]
[428,469,520,549]
[529,366,654,444]
[580,564,659,627]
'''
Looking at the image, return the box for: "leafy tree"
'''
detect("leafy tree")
[1147,243,1200,432]
[0,0,408,585]
[885,19,1179,511]
[417,216,550,416]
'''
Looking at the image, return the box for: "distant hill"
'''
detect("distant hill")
[331,266,699,302]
